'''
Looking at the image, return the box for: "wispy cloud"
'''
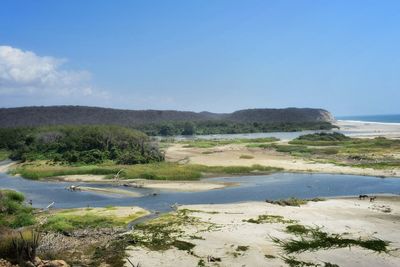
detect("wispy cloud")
[0,45,108,99]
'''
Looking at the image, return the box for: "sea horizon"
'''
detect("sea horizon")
[336,114,400,124]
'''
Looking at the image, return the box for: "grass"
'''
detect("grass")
[42,208,147,232]
[131,209,215,251]
[273,133,400,170]
[13,161,282,180]
[0,190,35,229]
[274,224,390,254]
[243,214,297,224]
[43,214,118,232]
[180,137,279,148]
[282,256,339,267]
[266,197,325,207]
[236,245,249,251]
[239,154,254,159]
[0,150,10,161]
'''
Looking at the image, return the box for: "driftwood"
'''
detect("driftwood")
[126,258,140,267]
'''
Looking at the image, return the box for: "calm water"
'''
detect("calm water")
[1,172,400,212]
[158,130,328,141]
[337,114,400,124]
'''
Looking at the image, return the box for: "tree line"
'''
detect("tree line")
[0,125,164,165]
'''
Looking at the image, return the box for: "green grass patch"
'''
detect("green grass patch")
[0,190,35,229]
[13,161,282,181]
[266,197,325,207]
[43,214,118,232]
[243,214,297,224]
[131,210,215,251]
[0,150,10,161]
[239,154,254,159]
[236,245,249,251]
[282,256,339,267]
[274,225,389,253]
[181,137,279,148]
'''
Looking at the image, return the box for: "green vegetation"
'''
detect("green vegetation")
[239,154,254,159]
[272,133,400,170]
[243,214,297,224]
[0,190,35,228]
[43,214,117,232]
[13,161,282,180]
[0,229,41,265]
[91,235,136,267]
[42,208,147,232]
[0,149,10,161]
[282,256,339,267]
[131,210,213,251]
[264,254,276,259]
[180,137,279,148]
[0,125,164,165]
[274,224,389,254]
[139,121,335,136]
[291,132,350,144]
[266,197,325,207]
[236,245,249,251]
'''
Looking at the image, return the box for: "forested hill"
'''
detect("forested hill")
[0,106,334,128]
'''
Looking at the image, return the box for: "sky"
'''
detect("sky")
[0,0,399,116]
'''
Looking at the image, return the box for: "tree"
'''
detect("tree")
[182,122,195,135]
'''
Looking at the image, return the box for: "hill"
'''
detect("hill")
[0,106,334,127]
[0,106,335,135]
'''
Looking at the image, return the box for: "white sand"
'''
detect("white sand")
[129,180,234,192]
[337,120,400,139]
[126,197,400,267]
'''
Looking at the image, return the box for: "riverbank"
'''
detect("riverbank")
[165,142,400,178]
[126,196,400,267]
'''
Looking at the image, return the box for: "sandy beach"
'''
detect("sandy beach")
[337,120,400,139]
[126,196,400,267]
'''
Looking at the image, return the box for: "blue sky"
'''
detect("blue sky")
[0,0,399,116]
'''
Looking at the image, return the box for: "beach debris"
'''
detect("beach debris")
[66,185,81,191]
[125,258,140,267]
[170,203,180,210]
[46,202,55,209]
[207,256,221,262]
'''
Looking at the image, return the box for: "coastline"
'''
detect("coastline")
[336,120,400,139]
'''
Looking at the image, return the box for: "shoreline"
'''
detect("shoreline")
[126,196,400,267]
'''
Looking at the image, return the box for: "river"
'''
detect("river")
[1,171,399,212]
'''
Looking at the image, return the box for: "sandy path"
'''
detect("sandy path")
[126,196,400,267]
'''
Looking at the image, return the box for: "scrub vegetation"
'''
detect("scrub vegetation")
[270,132,400,170]
[265,197,325,207]
[0,125,164,165]
[179,137,279,148]
[0,149,10,161]
[12,161,282,180]
[243,214,297,224]
[130,209,215,251]
[0,190,35,228]
[274,224,390,253]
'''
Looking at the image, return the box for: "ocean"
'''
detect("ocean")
[337,114,400,123]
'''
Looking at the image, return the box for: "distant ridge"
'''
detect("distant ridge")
[0,106,334,128]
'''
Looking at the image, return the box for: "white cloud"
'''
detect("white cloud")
[0,45,108,99]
